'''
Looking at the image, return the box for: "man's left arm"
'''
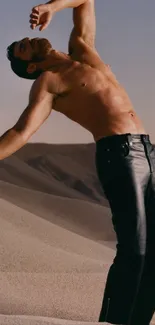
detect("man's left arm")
[0,75,53,160]
[0,128,28,161]
[68,0,96,54]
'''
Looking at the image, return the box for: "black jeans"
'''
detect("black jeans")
[95,134,155,325]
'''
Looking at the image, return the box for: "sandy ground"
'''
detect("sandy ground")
[0,142,154,324]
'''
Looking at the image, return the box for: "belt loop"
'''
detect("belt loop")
[141,135,154,173]
[140,134,146,145]
[141,134,149,143]
[127,134,133,146]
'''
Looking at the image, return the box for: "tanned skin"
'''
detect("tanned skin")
[0,0,146,160]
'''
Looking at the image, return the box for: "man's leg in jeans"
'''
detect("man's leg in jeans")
[128,164,155,325]
[96,141,150,324]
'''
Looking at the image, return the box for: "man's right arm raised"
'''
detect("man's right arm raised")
[30,0,89,31]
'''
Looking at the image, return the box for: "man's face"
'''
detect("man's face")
[14,37,52,61]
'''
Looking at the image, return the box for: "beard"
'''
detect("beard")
[31,38,52,61]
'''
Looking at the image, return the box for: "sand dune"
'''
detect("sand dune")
[0,155,91,201]
[0,314,100,325]
[0,196,113,322]
[0,181,115,244]
[0,143,154,324]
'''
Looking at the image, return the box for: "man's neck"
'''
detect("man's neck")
[39,49,72,71]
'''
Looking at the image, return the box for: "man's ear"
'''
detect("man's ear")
[27,63,37,74]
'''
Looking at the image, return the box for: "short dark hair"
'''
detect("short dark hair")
[7,42,42,80]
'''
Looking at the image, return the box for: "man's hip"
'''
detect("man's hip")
[95,133,155,187]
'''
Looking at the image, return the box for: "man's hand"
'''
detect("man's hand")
[29,0,88,31]
[29,4,54,31]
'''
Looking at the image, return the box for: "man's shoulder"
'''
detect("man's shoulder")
[69,39,107,72]
[30,71,59,96]
[32,71,52,87]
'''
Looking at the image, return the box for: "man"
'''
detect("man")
[3,0,155,324]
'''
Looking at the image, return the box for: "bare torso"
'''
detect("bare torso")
[45,47,146,141]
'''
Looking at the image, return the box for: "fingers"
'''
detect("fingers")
[29,14,38,24]
[29,6,39,29]
[30,13,38,20]
[30,24,37,30]
[30,19,38,30]
[29,5,51,31]
[32,6,39,15]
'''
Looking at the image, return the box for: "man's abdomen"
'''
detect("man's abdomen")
[92,110,147,142]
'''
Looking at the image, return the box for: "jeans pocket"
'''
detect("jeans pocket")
[95,141,131,185]
[104,141,130,164]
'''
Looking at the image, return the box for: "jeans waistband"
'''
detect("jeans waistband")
[96,134,150,148]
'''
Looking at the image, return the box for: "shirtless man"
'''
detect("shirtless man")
[4,0,155,324]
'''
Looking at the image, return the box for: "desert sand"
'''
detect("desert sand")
[0,142,154,325]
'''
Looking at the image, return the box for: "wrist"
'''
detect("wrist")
[46,1,59,13]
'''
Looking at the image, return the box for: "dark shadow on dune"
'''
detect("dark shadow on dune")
[15,142,106,204]
[0,142,116,245]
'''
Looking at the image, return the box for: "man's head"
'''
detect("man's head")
[7,37,52,80]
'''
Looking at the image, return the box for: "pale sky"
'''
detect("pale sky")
[0,0,154,143]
